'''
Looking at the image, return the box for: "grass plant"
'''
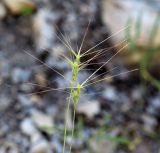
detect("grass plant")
[24,23,138,153]
[126,13,160,90]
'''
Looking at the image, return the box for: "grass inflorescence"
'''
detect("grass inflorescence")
[24,22,138,153]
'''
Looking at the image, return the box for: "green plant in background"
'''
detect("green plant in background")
[42,114,130,153]
[85,115,129,153]
[20,6,34,16]
[126,13,160,90]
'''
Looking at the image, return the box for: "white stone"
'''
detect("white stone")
[31,110,54,134]
[31,132,43,144]
[18,94,32,107]
[21,118,52,153]
[11,67,31,83]
[32,9,56,53]
[131,87,142,101]
[102,0,160,47]
[30,139,50,153]
[142,114,157,134]
[76,100,100,119]
[147,96,160,116]
[51,44,66,59]
[0,92,12,111]
[0,3,7,19]
[21,118,38,136]
[103,86,118,102]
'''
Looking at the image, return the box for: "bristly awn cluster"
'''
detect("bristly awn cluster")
[24,22,138,153]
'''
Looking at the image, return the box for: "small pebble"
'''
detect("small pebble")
[31,110,54,134]
[76,99,100,119]
[32,8,56,53]
[21,118,38,136]
[12,67,31,83]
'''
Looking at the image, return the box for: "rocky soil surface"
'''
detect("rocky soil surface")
[0,0,160,153]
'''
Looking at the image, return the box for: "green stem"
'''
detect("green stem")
[69,103,77,153]
[62,96,72,153]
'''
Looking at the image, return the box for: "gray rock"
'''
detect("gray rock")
[21,118,38,137]
[76,99,100,119]
[102,85,131,107]
[77,71,90,84]
[51,134,62,153]
[147,96,160,117]
[54,70,71,88]
[89,137,117,153]
[32,8,56,53]
[30,138,50,153]
[102,0,160,48]
[0,93,12,111]
[21,118,51,153]
[50,44,66,59]
[0,53,10,79]
[46,56,69,70]
[18,94,33,107]
[19,83,34,92]
[131,87,142,101]
[142,114,157,134]
[5,132,30,152]
[134,142,151,153]
[31,110,54,134]
[102,85,118,102]
[11,67,31,83]
[46,44,69,70]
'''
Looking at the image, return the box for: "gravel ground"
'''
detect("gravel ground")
[0,0,160,153]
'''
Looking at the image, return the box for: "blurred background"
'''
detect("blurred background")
[0,0,160,153]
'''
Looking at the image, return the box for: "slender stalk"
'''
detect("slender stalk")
[63,82,74,153]
[69,103,77,153]
[62,96,72,153]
